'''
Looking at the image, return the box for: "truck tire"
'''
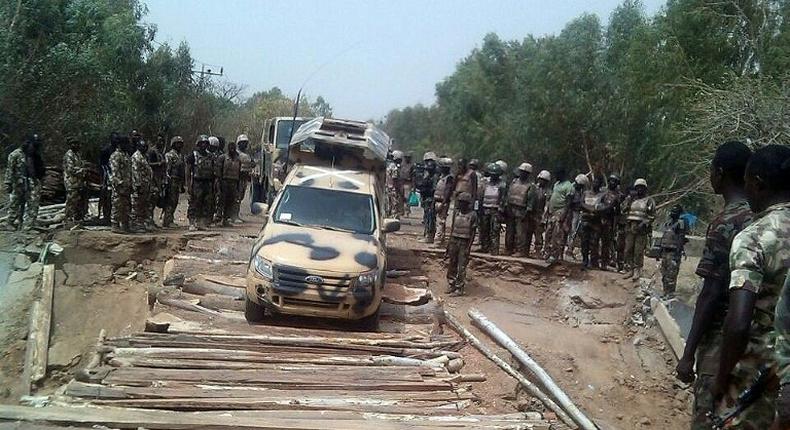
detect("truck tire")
[358,306,381,332]
[244,295,266,323]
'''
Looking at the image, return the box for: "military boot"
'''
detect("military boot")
[622,268,634,279]
[632,268,642,280]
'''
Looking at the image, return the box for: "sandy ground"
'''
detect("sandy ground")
[388,209,694,430]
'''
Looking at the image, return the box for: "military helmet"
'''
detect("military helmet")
[170,136,184,145]
[208,136,220,147]
[469,159,480,168]
[518,162,533,173]
[608,173,621,183]
[670,204,683,215]
[575,174,590,186]
[197,134,209,144]
[66,136,80,146]
[634,178,648,188]
[495,160,508,172]
[458,192,473,203]
[392,150,404,160]
[423,151,437,161]
[236,134,249,143]
[487,162,503,176]
[438,157,453,167]
[538,170,551,181]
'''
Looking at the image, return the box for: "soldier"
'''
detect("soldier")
[417,152,438,242]
[208,136,222,224]
[185,135,214,231]
[433,157,455,246]
[579,177,604,270]
[617,186,636,272]
[63,137,87,227]
[235,134,254,223]
[401,153,413,216]
[599,174,622,270]
[98,133,118,224]
[469,159,484,212]
[657,204,688,298]
[452,158,478,207]
[621,178,655,280]
[215,140,242,227]
[711,145,790,429]
[3,135,42,230]
[162,136,186,228]
[147,134,166,227]
[478,163,506,255]
[531,170,552,256]
[386,150,404,218]
[131,139,153,233]
[545,169,574,263]
[675,141,753,430]
[109,136,133,233]
[504,163,533,256]
[774,272,790,430]
[446,192,478,297]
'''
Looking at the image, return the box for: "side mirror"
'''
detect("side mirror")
[273,178,283,192]
[251,202,269,216]
[382,218,401,234]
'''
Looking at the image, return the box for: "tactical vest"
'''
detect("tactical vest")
[507,180,531,207]
[534,186,548,213]
[660,219,686,249]
[167,151,185,179]
[581,191,603,220]
[434,175,450,201]
[221,156,241,180]
[483,182,502,208]
[452,211,475,239]
[238,151,253,174]
[193,151,214,180]
[454,170,475,195]
[627,197,652,222]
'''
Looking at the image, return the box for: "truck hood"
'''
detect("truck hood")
[257,222,382,274]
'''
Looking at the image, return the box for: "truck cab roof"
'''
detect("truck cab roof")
[286,164,376,195]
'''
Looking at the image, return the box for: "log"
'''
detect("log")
[413,246,551,269]
[468,308,597,430]
[442,310,578,429]
[156,296,246,321]
[183,280,245,299]
[172,255,247,265]
[22,265,55,391]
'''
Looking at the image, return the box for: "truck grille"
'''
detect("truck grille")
[273,265,353,303]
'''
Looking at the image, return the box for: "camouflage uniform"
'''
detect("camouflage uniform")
[147,146,166,225]
[479,177,506,255]
[447,207,478,294]
[545,180,574,260]
[434,173,454,245]
[109,148,132,231]
[579,189,604,268]
[658,216,687,296]
[237,149,254,220]
[215,152,241,225]
[163,148,185,227]
[4,148,40,230]
[722,201,790,429]
[187,150,215,228]
[529,183,550,256]
[623,196,656,272]
[775,272,790,399]
[386,161,403,218]
[63,149,87,223]
[131,150,153,231]
[418,170,438,242]
[504,178,533,256]
[599,189,622,269]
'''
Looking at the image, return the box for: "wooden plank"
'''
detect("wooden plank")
[172,255,246,265]
[22,264,55,391]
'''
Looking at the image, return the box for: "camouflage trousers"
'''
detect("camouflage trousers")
[162,182,182,227]
[580,219,602,267]
[5,178,41,230]
[599,219,616,268]
[692,329,722,430]
[148,180,162,226]
[387,185,403,218]
[111,186,131,231]
[64,186,87,223]
[624,222,649,269]
[235,175,250,220]
[479,207,501,255]
[447,237,471,293]
[546,209,570,260]
[660,248,682,295]
[422,197,436,242]
[216,179,239,224]
[533,218,545,255]
[615,224,628,270]
[504,206,529,256]
[434,201,449,245]
[131,184,151,229]
[188,179,214,226]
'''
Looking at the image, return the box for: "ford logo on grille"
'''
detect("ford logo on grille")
[304,275,324,285]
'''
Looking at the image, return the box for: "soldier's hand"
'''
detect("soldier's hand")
[675,357,696,383]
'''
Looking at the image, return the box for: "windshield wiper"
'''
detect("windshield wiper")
[277,219,304,227]
[310,225,356,233]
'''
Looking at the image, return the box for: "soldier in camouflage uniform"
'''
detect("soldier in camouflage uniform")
[622,178,655,279]
[478,163,506,255]
[446,192,478,297]
[147,134,166,228]
[131,139,153,233]
[674,141,754,430]
[544,169,574,263]
[186,135,214,231]
[63,137,87,226]
[530,170,551,257]
[433,158,455,246]
[215,141,242,227]
[599,174,622,270]
[235,134,253,223]
[208,136,222,224]
[417,152,439,243]
[657,204,688,298]
[504,163,534,256]
[773,272,790,429]
[162,136,185,228]
[711,145,790,429]
[109,137,133,233]
[4,135,43,230]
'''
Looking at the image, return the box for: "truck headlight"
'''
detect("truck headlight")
[253,255,273,280]
[354,269,378,291]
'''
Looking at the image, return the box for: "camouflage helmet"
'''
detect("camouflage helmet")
[495,160,508,172]
[423,151,437,161]
[486,162,503,176]
[208,136,220,147]
[438,157,453,167]
[575,174,590,186]
[170,136,184,145]
[634,178,648,188]
[518,162,533,173]
[196,134,210,144]
[236,134,249,143]
[392,150,404,160]
[608,173,621,183]
[457,192,473,203]
[537,170,551,181]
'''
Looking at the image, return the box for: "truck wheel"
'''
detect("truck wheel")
[244,295,266,323]
[358,306,381,332]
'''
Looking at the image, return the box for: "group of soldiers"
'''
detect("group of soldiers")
[386,151,664,296]
[2,130,255,234]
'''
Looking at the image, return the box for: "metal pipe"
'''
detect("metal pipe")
[468,308,598,430]
[442,310,578,429]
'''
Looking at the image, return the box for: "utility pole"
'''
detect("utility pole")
[191,64,224,90]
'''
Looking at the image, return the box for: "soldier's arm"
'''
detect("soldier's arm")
[3,156,13,190]
[677,277,727,382]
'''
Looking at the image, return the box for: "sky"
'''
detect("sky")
[146,0,665,120]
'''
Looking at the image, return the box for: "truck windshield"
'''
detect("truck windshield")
[274,186,376,234]
[276,120,307,149]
